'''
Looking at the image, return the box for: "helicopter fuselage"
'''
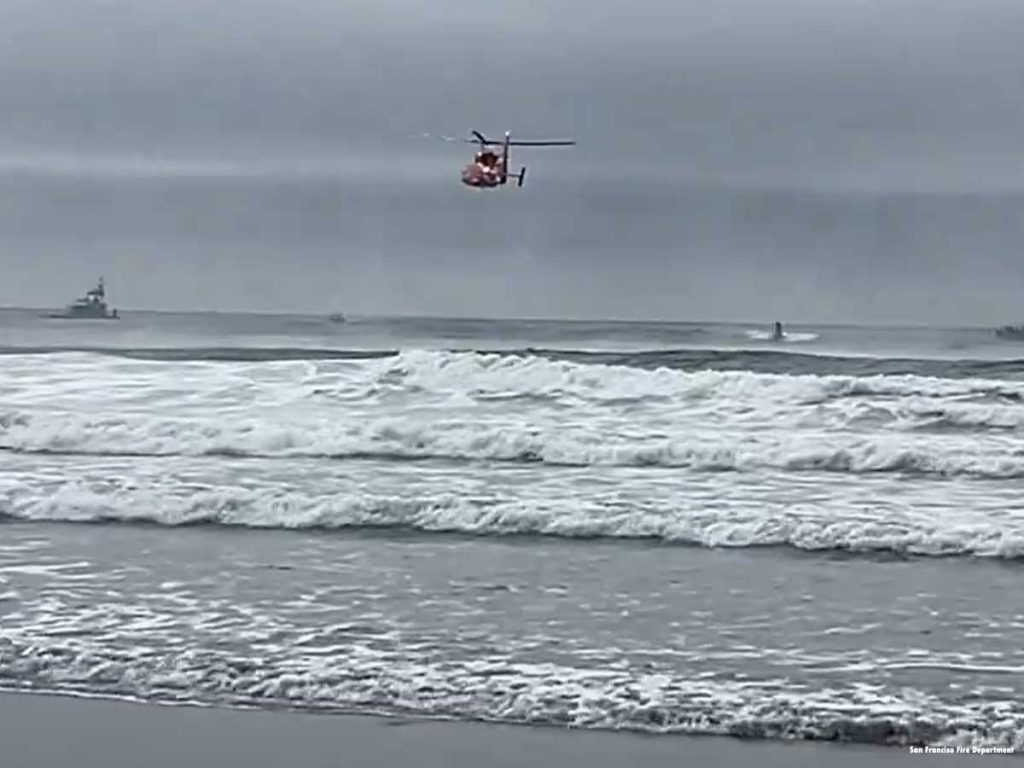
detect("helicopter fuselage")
[461,149,506,188]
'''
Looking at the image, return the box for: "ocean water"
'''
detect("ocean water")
[1,308,1023,752]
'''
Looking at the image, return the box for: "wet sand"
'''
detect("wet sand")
[0,691,997,767]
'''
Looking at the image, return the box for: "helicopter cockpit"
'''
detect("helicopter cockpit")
[475,150,500,168]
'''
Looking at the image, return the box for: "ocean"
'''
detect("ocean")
[1,308,1023,753]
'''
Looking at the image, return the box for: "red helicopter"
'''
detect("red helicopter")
[460,130,576,188]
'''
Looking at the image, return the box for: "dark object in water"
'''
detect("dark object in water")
[327,313,346,323]
[995,325,1024,340]
[772,321,784,341]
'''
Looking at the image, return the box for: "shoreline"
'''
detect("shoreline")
[0,690,995,767]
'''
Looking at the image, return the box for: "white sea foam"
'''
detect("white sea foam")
[2,350,1023,474]
[2,468,1024,558]
[2,349,1023,556]
[0,635,1019,749]
[1,405,1022,478]
[3,345,1023,752]
[745,330,820,343]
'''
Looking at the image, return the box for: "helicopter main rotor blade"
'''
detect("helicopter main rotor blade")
[465,132,576,147]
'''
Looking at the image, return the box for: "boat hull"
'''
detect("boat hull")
[44,312,119,320]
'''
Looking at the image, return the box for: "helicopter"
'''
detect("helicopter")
[460,130,575,189]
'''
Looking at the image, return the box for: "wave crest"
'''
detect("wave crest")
[5,485,1024,559]
[2,407,1023,479]
[5,343,1024,380]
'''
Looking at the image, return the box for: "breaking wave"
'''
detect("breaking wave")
[4,343,1024,379]
[0,637,1019,750]
[1,408,1023,478]
[2,348,1023,557]
[6,324,1024,755]
[2,349,1024,476]
[4,484,1024,559]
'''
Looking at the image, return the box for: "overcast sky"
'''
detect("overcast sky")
[1,0,1024,323]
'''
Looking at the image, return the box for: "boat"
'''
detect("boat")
[327,312,346,323]
[995,325,1024,340]
[46,277,119,320]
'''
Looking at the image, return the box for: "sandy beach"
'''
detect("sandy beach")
[1,691,1003,767]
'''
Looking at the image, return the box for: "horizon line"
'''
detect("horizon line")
[0,305,1004,332]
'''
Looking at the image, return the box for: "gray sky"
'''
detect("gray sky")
[2,0,1024,323]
